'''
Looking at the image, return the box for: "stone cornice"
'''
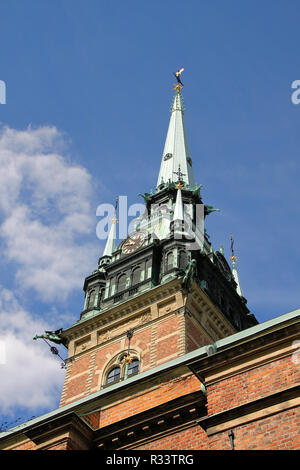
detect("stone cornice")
[62,278,185,342]
[23,412,93,449]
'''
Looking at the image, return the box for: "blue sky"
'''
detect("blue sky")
[0,0,300,429]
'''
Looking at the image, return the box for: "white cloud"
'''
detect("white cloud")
[0,125,99,301]
[0,287,65,415]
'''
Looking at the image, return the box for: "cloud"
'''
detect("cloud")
[0,287,65,415]
[0,124,99,301]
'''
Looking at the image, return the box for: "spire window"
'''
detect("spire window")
[117,274,127,293]
[88,290,96,309]
[166,252,174,271]
[178,250,188,270]
[145,259,152,279]
[132,267,142,286]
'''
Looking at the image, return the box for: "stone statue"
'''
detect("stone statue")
[182,259,197,291]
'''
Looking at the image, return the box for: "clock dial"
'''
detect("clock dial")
[122,231,146,254]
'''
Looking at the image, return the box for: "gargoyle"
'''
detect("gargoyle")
[204,205,220,218]
[138,192,153,204]
[33,329,68,347]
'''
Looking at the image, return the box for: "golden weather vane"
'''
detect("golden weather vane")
[230,234,237,262]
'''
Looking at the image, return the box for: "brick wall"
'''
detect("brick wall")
[208,407,300,450]
[186,317,210,353]
[206,354,300,415]
[99,374,201,428]
[61,313,186,406]
[134,405,300,450]
[134,424,209,450]
[13,440,37,450]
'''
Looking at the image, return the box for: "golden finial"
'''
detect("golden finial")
[173,83,183,91]
[123,355,132,365]
[175,181,184,189]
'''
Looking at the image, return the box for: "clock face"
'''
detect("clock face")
[122,231,146,255]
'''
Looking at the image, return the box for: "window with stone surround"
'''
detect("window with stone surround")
[106,366,121,385]
[117,274,127,292]
[87,289,96,309]
[103,352,140,388]
[132,266,142,285]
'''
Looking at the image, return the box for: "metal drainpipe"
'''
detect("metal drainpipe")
[228,429,235,450]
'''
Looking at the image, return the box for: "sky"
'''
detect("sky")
[0,0,300,430]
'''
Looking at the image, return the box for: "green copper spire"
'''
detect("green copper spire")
[102,217,117,257]
[102,199,118,258]
[157,84,195,189]
[173,184,184,221]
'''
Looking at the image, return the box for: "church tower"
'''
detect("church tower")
[2,75,299,452]
[58,81,257,408]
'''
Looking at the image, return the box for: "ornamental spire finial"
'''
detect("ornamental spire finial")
[173,67,184,89]
[230,233,237,262]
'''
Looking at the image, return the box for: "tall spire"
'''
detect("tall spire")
[102,198,118,258]
[156,80,195,189]
[230,234,243,297]
[173,183,184,221]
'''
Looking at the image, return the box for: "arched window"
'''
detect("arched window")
[127,358,139,376]
[88,290,96,309]
[145,259,151,279]
[117,274,127,293]
[106,366,121,384]
[99,287,105,302]
[132,267,142,285]
[166,252,173,271]
[178,250,188,270]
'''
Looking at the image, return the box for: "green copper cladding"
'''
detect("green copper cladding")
[157,88,195,189]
